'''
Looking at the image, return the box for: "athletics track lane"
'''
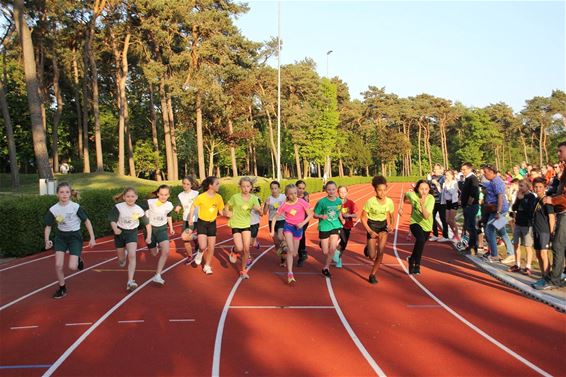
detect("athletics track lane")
[1,184,563,376]
[42,187,358,377]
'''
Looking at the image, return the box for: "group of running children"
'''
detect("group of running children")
[45,175,430,299]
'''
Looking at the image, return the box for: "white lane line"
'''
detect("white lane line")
[211,187,372,377]
[229,305,334,309]
[392,187,552,377]
[325,277,387,376]
[0,221,219,272]
[10,325,38,330]
[1,233,190,312]
[211,246,275,377]
[43,235,236,377]
[65,323,92,327]
[169,319,195,322]
[0,257,117,312]
[0,255,55,272]
[118,320,144,324]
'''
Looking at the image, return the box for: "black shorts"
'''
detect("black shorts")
[231,227,251,234]
[196,220,217,237]
[446,200,459,210]
[319,228,341,239]
[250,223,259,238]
[533,232,551,250]
[339,228,351,250]
[270,219,285,232]
[53,230,83,256]
[367,219,388,238]
[147,225,169,249]
[114,228,139,248]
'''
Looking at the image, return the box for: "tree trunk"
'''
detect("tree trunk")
[338,158,344,177]
[365,165,369,176]
[252,144,258,176]
[417,124,423,176]
[87,28,103,172]
[539,124,544,167]
[126,121,135,176]
[303,159,309,179]
[13,0,52,179]
[166,93,178,180]
[51,58,63,174]
[520,133,528,163]
[293,144,302,179]
[159,78,173,180]
[270,150,275,179]
[208,142,215,177]
[196,91,205,180]
[0,53,20,188]
[148,84,162,181]
[228,119,238,177]
[72,49,83,159]
[80,52,91,173]
[317,163,321,177]
[425,124,432,172]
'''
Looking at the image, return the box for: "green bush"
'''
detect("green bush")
[0,176,417,257]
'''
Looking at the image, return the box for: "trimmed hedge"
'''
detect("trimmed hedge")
[0,176,421,257]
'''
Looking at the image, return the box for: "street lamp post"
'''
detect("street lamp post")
[326,50,333,77]
[277,1,282,181]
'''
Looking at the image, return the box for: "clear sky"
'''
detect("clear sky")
[234,0,565,112]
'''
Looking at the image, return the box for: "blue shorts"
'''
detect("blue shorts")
[283,223,304,240]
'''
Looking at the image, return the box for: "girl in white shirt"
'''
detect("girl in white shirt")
[441,170,460,241]
[175,176,200,261]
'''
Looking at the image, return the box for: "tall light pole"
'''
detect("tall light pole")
[326,50,333,77]
[277,1,282,181]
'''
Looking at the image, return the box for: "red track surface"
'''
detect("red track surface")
[0,183,563,377]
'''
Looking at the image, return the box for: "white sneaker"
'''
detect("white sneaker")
[437,237,450,243]
[501,255,515,265]
[203,265,213,275]
[152,274,165,285]
[429,236,438,241]
[194,251,204,266]
[118,259,127,268]
[126,280,138,292]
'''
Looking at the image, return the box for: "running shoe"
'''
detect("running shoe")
[335,256,343,268]
[229,247,237,264]
[287,272,296,284]
[533,279,556,290]
[203,264,213,275]
[322,268,332,278]
[520,267,532,276]
[254,241,260,250]
[246,256,253,268]
[240,269,250,279]
[184,254,195,265]
[194,251,204,266]
[332,251,340,265]
[414,265,421,275]
[52,285,67,299]
[437,237,450,243]
[77,257,84,271]
[368,275,378,284]
[429,236,438,241]
[152,274,165,285]
[126,280,138,292]
[118,259,127,268]
[508,265,521,273]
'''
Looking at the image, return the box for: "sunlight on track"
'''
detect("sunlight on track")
[391,185,552,377]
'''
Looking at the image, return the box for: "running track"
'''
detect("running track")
[0,183,564,377]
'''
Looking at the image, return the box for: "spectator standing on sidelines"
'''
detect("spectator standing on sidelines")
[428,164,449,242]
[460,163,480,254]
[508,179,536,274]
[483,165,515,263]
[535,141,566,290]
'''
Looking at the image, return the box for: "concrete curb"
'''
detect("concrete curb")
[463,253,566,313]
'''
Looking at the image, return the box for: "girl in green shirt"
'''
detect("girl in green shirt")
[398,180,435,275]
[224,177,261,279]
[361,176,394,284]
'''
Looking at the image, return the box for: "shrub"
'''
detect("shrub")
[0,176,415,257]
